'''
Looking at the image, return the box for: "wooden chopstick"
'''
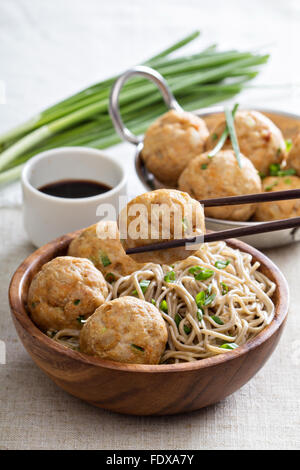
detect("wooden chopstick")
[126,216,300,255]
[200,189,300,207]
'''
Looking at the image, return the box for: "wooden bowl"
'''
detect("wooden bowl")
[9,232,289,416]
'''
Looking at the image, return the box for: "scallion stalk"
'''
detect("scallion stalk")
[0,31,269,186]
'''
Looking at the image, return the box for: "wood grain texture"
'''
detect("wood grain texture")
[9,231,289,415]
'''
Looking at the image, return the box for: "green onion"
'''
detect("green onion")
[225,104,241,167]
[164,271,176,283]
[197,308,203,321]
[269,163,296,177]
[132,280,150,296]
[105,272,116,283]
[76,315,86,324]
[0,31,269,186]
[221,343,238,350]
[184,325,191,335]
[221,282,229,295]
[175,313,181,328]
[204,293,216,306]
[195,288,216,307]
[195,291,205,307]
[284,178,292,185]
[189,266,214,280]
[285,139,293,153]
[175,313,191,334]
[159,300,168,313]
[99,251,111,267]
[131,344,145,352]
[73,299,81,306]
[208,103,239,158]
[151,299,156,306]
[215,260,230,269]
[211,315,224,325]
[265,181,278,191]
[258,171,266,179]
[201,163,208,169]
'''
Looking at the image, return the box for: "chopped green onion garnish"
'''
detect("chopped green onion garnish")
[221,282,229,295]
[195,290,205,307]
[204,293,216,306]
[265,181,278,191]
[105,272,116,283]
[269,163,296,177]
[73,299,81,305]
[211,315,224,325]
[160,300,168,313]
[197,308,203,321]
[284,178,292,185]
[164,271,176,283]
[258,171,266,179]
[184,325,191,335]
[195,288,216,307]
[201,163,208,170]
[151,299,156,306]
[175,313,191,334]
[221,343,238,350]
[76,315,86,324]
[189,266,214,280]
[132,280,150,296]
[276,148,282,157]
[175,313,181,328]
[285,139,293,153]
[215,260,230,269]
[225,104,241,167]
[131,344,144,352]
[212,133,218,141]
[99,251,111,267]
[208,103,239,158]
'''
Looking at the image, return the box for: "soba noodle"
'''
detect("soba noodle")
[48,241,276,363]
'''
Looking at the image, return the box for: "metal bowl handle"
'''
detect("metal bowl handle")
[109,65,182,145]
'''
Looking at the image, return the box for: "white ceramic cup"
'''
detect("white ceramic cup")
[22,147,127,247]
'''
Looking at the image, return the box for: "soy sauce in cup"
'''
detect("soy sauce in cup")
[39,179,112,199]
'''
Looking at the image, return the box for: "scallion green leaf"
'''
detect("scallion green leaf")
[221,343,238,350]
[215,260,230,269]
[164,271,176,283]
[189,265,214,280]
[131,344,145,352]
[132,280,150,296]
[160,300,168,313]
[221,282,229,295]
[225,104,241,167]
[211,315,224,325]
[99,251,111,267]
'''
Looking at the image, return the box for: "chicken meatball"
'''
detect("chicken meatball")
[286,133,300,176]
[206,110,286,174]
[28,256,108,332]
[178,150,262,221]
[68,221,142,279]
[80,296,168,364]
[118,189,205,264]
[254,175,300,221]
[142,110,209,186]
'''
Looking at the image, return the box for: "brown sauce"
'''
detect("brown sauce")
[38,179,112,199]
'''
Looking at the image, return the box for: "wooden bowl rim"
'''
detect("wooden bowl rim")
[9,231,289,374]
